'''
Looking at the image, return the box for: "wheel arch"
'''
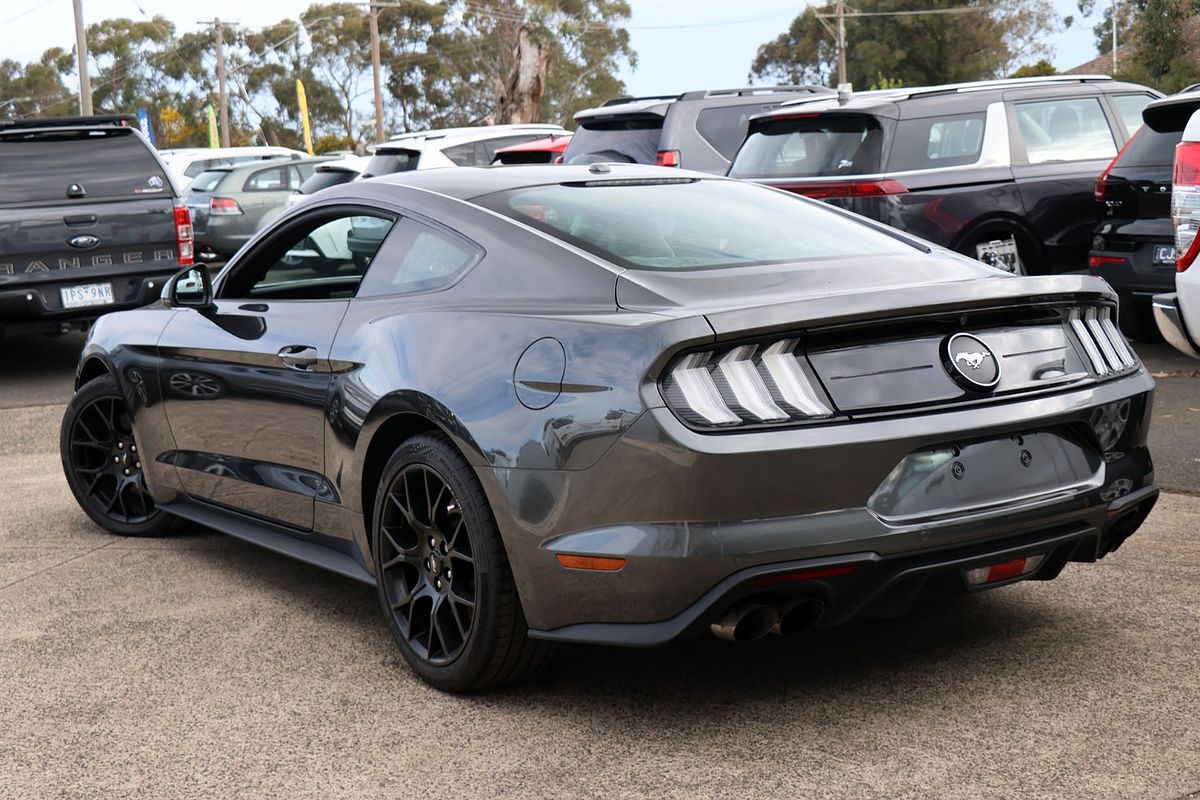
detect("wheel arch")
[76,354,114,389]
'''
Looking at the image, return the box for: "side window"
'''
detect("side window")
[1112,93,1155,136]
[244,166,289,192]
[184,161,208,178]
[219,211,397,301]
[287,165,304,189]
[442,141,477,166]
[480,134,542,163]
[1015,97,1117,164]
[696,105,767,160]
[357,218,479,297]
[888,113,986,171]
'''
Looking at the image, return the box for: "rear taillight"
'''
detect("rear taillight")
[661,340,835,429]
[1095,130,1138,203]
[1173,140,1200,272]
[776,179,907,199]
[1088,255,1126,268]
[173,204,193,266]
[209,196,243,216]
[655,149,680,167]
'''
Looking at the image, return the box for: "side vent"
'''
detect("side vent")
[1068,307,1137,376]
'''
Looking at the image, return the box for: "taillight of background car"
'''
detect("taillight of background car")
[1173,137,1200,272]
[209,197,243,216]
[1094,131,1139,203]
[173,203,193,266]
[776,179,908,200]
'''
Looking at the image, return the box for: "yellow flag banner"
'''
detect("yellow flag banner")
[205,104,218,148]
[296,79,314,156]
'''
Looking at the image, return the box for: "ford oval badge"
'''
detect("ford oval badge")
[68,234,101,250]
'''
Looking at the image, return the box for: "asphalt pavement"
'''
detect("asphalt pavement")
[0,331,1197,799]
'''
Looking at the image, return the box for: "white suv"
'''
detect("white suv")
[1150,92,1200,357]
[361,124,569,177]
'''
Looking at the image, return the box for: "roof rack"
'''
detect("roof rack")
[600,94,681,107]
[0,114,138,131]
[678,85,834,101]
[779,74,1117,109]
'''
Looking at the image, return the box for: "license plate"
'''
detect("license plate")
[1153,244,1176,265]
[60,282,115,309]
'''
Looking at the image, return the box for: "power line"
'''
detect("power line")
[0,0,54,28]
[815,5,996,17]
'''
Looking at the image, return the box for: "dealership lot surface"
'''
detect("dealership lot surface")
[1,334,1198,799]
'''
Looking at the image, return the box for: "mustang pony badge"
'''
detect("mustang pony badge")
[944,333,1001,391]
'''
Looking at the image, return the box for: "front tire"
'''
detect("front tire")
[372,433,556,692]
[60,375,174,537]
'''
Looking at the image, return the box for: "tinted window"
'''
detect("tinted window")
[0,129,170,204]
[184,160,216,178]
[1114,125,1182,169]
[358,219,478,296]
[1015,97,1116,163]
[477,178,916,270]
[562,119,662,165]
[729,114,884,178]
[442,141,478,167]
[695,105,771,160]
[299,169,358,194]
[189,170,230,192]
[363,149,419,177]
[1112,93,1155,135]
[221,211,396,300]
[244,166,289,191]
[888,113,985,171]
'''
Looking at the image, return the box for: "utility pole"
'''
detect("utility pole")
[200,19,232,147]
[1111,0,1118,75]
[836,0,847,88]
[72,0,93,115]
[369,2,385,143]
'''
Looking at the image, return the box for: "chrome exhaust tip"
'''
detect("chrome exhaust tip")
[771,600,826,636]
[710,603,780,643]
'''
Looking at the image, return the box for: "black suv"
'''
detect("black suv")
[1090,86,1200,341]
[729,76,1160,275]
[0,115,193,337]
[562,86,834,174]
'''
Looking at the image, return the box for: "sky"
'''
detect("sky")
[0,0,1105,98]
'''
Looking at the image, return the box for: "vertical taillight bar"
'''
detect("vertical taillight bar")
[173,203,194,266]
[1172,140,1200,272]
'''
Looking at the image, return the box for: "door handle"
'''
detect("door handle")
[277,345,319,370]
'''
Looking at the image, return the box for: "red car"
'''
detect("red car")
[490,134,572,165]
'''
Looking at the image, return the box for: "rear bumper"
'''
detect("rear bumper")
[501,371,1156,639]
[530,486,1158,646]
[1088,238,1177,296]
[0,268,176,335]
[1152,293,1200,358]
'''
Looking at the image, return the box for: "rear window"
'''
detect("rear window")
[729,115,885,179]
[476,178,916,270]
[189,170,230,192]
[887,113,985,171]
[0,129,170,203]
[562,119,662,165]
[299,169,358,194]
[444,135,545,167]
[363,149,419,177]
[1114,125,1182,169]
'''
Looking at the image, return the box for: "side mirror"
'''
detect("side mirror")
[163,265,214,310]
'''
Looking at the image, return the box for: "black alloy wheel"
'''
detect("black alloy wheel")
[378,463,478,664]
[372,434,557,692]
[60,375,173,537]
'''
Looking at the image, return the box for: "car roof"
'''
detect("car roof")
[375,124,568,149]
[493,134,573,154]
[574,86,834,122]
[159,146,305,162]
[364,163,716,201]
[195,155,333,179]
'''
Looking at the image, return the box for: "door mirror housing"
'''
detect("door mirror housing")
[163,265,214,310]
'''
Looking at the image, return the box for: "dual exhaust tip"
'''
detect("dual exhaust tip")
[709,599,826,643]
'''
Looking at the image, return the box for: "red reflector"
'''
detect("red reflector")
[1089,255,1126,268]
[777,179,907,199]
[655,149,681,167]
[555,554,626,571]
[747,564,858,587]
[985,557,1026,583]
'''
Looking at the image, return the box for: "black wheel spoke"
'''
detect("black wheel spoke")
[68,393,156,526]
[379,461,478,666]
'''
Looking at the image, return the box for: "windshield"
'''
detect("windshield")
[476,178,917,269]
[300,169,358,194]
[730,115,885,179]
[189,170,230,192]
[562,119,662,165]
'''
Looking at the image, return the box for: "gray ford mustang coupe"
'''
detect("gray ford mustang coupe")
[61,164,1157,692]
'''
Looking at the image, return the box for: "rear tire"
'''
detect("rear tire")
[372,433,557,693]
[60,375,174,537]
[1117,297,1163,343]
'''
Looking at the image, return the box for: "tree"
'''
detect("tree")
[1010,58,1057,77]
[749,0,1060,89]
[0,49,74,118]
[1078,0,1200,91]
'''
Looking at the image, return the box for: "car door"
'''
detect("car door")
[239,165,296,231]
[156,206,398,529]
[1007,92,1121,271]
